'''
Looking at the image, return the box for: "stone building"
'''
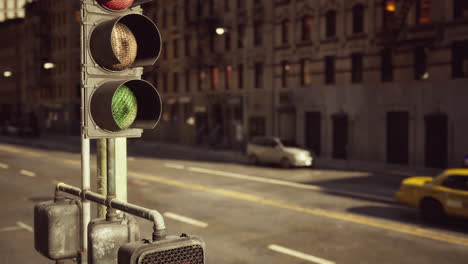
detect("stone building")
[144,0,468,168]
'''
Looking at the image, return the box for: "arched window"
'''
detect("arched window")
[281,19,290,44]
[301,15,313,41]
[325,10,336,37]
[352,4,364,34]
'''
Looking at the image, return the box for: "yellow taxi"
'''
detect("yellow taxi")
[395,168,468,221]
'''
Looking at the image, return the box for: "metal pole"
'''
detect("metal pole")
[81,137,91,261]
[106,138,117,221]
[115,138,127,202]
[57,183,167,241]
[96,139,107,218]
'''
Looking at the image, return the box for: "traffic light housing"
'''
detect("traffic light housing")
[81,0,162,138]
[118,234,206,264]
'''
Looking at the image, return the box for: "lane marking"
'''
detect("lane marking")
[0,226,22,233]
[0,163,9,169]
[187,166,392,203]
[165,163,185,170]
[0,145,21,153]
[268,244,335,264]
[24,151,43,157]
[20,169,36,177]
[64,159,80,166]
[17,222,33,232]
[128,171,468,247]
[163,212,208,228]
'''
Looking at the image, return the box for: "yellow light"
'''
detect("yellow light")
[110,23,138,71]
[386,1,396,12]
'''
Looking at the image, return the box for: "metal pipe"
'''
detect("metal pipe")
[57,183,166,239]
[81,137,91,258]
[96,139,107,218]
[106,138,117,221]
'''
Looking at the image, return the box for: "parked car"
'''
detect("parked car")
[395,168,468,222]
[246,137,314,168]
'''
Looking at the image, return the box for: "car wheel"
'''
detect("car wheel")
[420,198,445,223]
[248,154,258,165]
[280,157,291,169]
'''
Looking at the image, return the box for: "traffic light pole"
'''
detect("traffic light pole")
[96,139,107,218]
[81,137,91,263]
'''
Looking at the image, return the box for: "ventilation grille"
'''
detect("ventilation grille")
[140,245,204,264]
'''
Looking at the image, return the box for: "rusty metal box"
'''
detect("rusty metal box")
[88,215,140,264]
[34,199,81,260]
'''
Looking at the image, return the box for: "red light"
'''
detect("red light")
[101,0,135,11]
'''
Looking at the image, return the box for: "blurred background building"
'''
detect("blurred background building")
[2,0,468,169]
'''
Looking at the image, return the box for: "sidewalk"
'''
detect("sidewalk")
[0,134,442,178]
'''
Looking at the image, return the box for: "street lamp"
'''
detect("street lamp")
[43,62,55,70]
[3,71,12,78]
[215,27,226,35]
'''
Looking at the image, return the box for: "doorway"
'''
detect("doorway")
[386,111,409,164]
[305,112,321,156]
[425,113,448,168]
[332,113,348,159]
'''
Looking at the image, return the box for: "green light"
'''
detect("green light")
[112,85,137,129]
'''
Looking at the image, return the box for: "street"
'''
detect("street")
[0,137,467,264]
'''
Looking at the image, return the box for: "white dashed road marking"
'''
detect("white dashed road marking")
[268,244,335,264]
[163,212,208,228]
[0,163,9,169]
[164,163,185,170]
[17,222,33,232]
[20,169,36,177]
[186,166,393,203]
[0,222,33,233]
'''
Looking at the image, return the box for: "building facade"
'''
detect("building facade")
[144,0,468,168]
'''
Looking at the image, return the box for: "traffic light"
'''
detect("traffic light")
[81,0,162,138]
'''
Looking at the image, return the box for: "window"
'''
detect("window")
[325,10,336,37]
[414,47,428,80]
[383,0,396,29]
[172,7,178,26]
[173,72,179,92]
[454,0,468,19]
[301,16,313,41]
[300,59,312,86]
[416,0,430,24]
[237,0,244,9]
[224,0,230,11]
[225,32,231,50]
[238,24,245,48]
[163,73,168,93]
[254,21,263,46]
[325,56,335,84]
[225,66,232,90]
[254,63,263,89]
[173,39,179,58]
[352,4,364,34]
[351,53,363,83]
[238,64,244,89]
[281,61,290,87]
[185,70,190,92]
[381,49,393,82]
[162,41,167,60]
[184,0,190,22]
[211,67,219,90]
[442,175,468,191]
[452,41,468,78]
[198,70,204,91]
[162,9,167,28]
[281,20,290,44]
[185,36,191,56]
[208,0,214,15]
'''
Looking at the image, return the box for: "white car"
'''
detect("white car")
[246,137,314,168]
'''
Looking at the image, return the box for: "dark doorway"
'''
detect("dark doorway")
[305,112,321,156]
[332,114,348,159]
[278,109,297,144]
[249,116,266,138]
[425,113,448,168]
[386,111,409,164]
[195,112,208,144]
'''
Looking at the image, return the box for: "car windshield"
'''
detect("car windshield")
[279,139,298,148]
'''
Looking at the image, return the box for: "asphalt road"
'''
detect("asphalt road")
[0,139,467,264]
